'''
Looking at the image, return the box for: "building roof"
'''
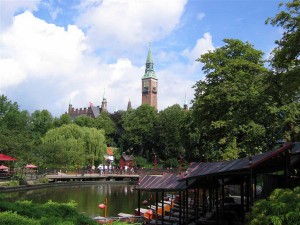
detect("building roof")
[91,106,100,118]
[106,147,114,156]
[136,173,189,191]
[121,153,134,161]
[135,142,300,191]
[142,47,157,79]
[183,142,295,181]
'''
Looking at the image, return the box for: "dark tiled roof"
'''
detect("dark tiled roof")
[137,173,187,191]
[183,142,295,180]
[122,154,134,161]
[107,147,114,156]
[91,106,100,118]
[135,143,298,191]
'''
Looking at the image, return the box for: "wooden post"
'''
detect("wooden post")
[104,197,108,218]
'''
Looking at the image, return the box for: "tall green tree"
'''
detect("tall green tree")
[30,109,53,135]
[266,0,300,142]
[121,104,157,158]
[266,0,300,71]
[53,114,72,127]
[41,124,106,167]
[94,112,116,146]
[155,104,185,160]
[180,110,202,161]
[193,39,270,160]
[74,115,95,127]
[0,95,33,158]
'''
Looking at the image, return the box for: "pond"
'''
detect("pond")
[3,182,153,218]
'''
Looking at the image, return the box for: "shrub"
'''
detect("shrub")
[164,158,179,169]
[0,199,98,225]
[133,156,148,168]
[248,187,300,225]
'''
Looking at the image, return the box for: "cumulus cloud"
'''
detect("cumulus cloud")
[182,32,215,63]
[1,11,88,83]
[0,0,40,30]
[76,0,187,51]
[0,11,145,115]
[0,1,199,116]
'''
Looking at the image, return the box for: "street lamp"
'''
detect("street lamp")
[153,153,157,175]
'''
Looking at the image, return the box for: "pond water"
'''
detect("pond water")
[4,183,153,218]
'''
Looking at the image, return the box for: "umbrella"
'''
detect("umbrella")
[25,164,38,169]
[0,153,17,161]
[0,165,8,170]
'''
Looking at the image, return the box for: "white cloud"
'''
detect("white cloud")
[182,32,215,63]
[0,58,26,90]
[76,0,188,50]
[0,11,146,115]
[1,11,88,80]
[0,4,198,116]
[0,0,40,30]
[158,69,195,110]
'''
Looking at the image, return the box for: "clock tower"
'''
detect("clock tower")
[142,46,158,109]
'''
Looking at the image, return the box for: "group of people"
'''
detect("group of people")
[97,164,135,174]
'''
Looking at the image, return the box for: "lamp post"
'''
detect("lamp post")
[153,153,157,175]
[179,155,183,174]
[98,197,108,218]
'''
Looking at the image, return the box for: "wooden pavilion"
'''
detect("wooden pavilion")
[134,142,300,225]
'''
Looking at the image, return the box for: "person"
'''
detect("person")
[98,164,103,175]
[130,167,135,174]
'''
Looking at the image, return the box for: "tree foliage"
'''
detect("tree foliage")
[249,187,300,225]
[155,104,185,160]
[266,0,300,142]
[121,104,157,158]
[41,124,106,167]
[193,39,270,160]
[0,199,98,225]
[266,0,300,70]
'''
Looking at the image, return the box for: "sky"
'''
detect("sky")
[0,0,287,117]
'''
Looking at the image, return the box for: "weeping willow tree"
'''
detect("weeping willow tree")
[37,124,106,168]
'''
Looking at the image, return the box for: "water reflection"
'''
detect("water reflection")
[4,183,151,218]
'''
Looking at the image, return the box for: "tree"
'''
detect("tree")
[249,187,300,225]
[41,124,106,167]
[0,95,34,158]
[193,39,270,160]
[180,110,202,161]
[74,116,95,127]
[53,114,72,127]
[266,0,300,142]
[266,0,300,70]
[30,110,53,135]
[94,112,116,146]
[110,110,125,148]
[121,104,157,158]
[155,104,185,160]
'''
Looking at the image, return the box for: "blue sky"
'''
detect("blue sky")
[0,0,287,117]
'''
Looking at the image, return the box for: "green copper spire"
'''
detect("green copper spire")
[143,44,157,79]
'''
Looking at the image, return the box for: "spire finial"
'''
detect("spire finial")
[103,88,106,100]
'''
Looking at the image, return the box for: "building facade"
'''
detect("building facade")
[141,47,158,109]
[67,94,107,120]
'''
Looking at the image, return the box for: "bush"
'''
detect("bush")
[248,187,300,225]
[133,156,148,168]
[164,158,179,168]
[0,211,40,225]
[0,199,98,225]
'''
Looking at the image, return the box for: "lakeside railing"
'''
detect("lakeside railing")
[41,167,183,176]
